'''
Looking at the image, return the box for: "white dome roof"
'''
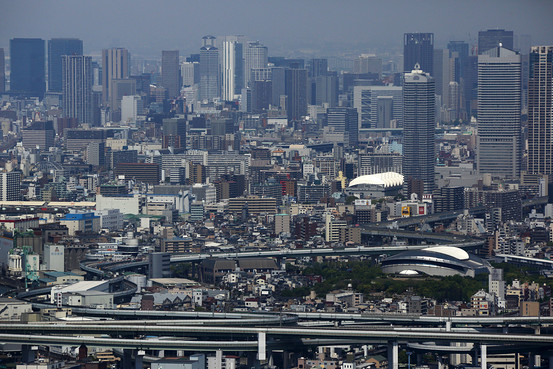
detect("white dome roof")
[399,270,420,275]
[423,246,469,261]
[348,172,404,188]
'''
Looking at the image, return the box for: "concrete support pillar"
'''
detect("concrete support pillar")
[283,350,289,369]
[535,326,541,335]
[177,350,184,357]
[481,344,487,369]
[158,350,164,358]
[535,355,541,368]
[258,331,267,361]
[446,320,452,332]
[135,350,145,369]
[388,341,399,369]
[437,355,444,369]
[363,345,369,357]
[122,349,133,369]
[21,345,37,364]
[215,350,223,369]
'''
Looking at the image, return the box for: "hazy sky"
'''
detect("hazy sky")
[1,0,552,58]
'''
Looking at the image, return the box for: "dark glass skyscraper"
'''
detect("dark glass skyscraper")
[10,38,45,98]
[200,36,220,101]
[285,68,307,121]
[161,50,180,99]
[527,46,553,175]
[478,29,514,54]
[48,38,83,92]
[404,33,434,76]
[402,65,435,196]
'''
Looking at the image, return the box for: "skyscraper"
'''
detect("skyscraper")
[62,55,93,124]
[285,68,307,121]
[403,65,435,195]
[10,38,45,98]
[102,48,130,106]
[220,36,245,101]
[48,38,83,92]
[404,33,434,76]
[477,46,521,178]
[244,41,268,88]
[0,48,5,93]
[327,107,358,147]
[478,29,514,54]
[527,46,553,175]
[200,36,220,101]
[161,50,180,99]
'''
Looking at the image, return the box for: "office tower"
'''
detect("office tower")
[251,80,272,113]
[308,58,328,77]
[86,141,105,166]
[220,36,245,101]
[10,38,45,98]
[527,46,553,175]
[285,68,307,121]
[102,48,130,106]
[0,48,5,93]
[477,46,521,178]
[181,62,200,87]
[404,33,434,76]
[271,67,286,107]
[48,38,83,92]
[353,54,382,77]
[21,121,55,150]
[62,55,92,124]
[111,79,136,115]
[121,95,142,123]
[447,41,471,118]
[0,171,21,201]
[403,65,435,195]
[200,36,220,101]
[244,41,268,88]
[161,50,180,99]
[327,107,358,147]
[313,74,338,107]
[478,29,514,54]
[162,118,186,149]
[433,49,450,120]
[353,86,403,129]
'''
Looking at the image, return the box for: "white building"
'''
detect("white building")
[44,244,64,272]
[96,208,124,231]
[120,95,142,123]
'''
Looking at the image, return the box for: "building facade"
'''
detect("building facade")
[48,38,83,92]
[62,55,93,124]
[402,65,436,195]
[477,47,521,178]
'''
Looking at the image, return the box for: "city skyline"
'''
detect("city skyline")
[1,0,552,58]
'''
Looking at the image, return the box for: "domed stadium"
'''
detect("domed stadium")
[381,246,491,277]
[345,172,404,198]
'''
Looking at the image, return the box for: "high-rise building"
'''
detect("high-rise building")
[200,36,220,101]
[10,38,45,98]
[478,29,514,54]
[353,54,381,77]
[327,107,358,147]
[0,48,5,93]
[161,50,180,99]
[527,46,553,175]
[101,48,130,106]
[244,41,268,88]
[285,68,307,121]
[308,58,328,77]
[353,86,403,129]
[0,171,21,201]
[48,38,83,92]
[447,41,471,118]
[220,36,245,101]
[477,46,521,178]
[403,64,435,195]
[62,55,92,124]
[162,118,186,149]
[181,62,200,87]
[404,33,434,76]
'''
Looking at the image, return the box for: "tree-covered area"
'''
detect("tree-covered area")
[292,260,488,302]
[491,262,553,289]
